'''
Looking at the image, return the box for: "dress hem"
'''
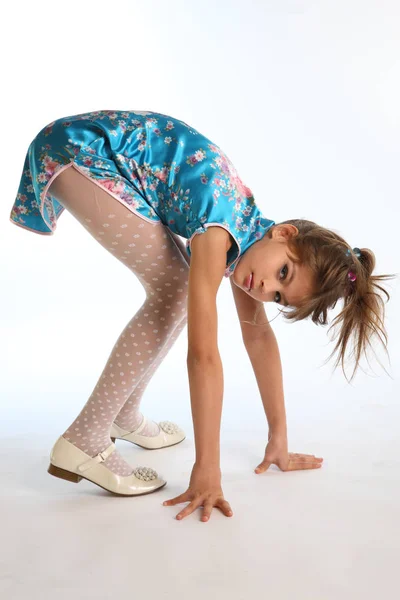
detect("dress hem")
[38,162,163,233]
[9,216,54,235]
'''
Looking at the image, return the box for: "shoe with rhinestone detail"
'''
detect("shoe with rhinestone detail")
[47,435,167,496]
[110,417,186,450]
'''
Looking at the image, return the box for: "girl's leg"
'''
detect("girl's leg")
[114,233,190,434]
[48,165,189,476]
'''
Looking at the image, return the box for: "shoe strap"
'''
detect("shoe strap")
[77,443,116,473]
[121,415,148,438]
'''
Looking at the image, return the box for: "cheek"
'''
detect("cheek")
[235,253,247,274]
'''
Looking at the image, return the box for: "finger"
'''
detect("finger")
[176,499,201,520]
[255,461,272,474]
[287,461,323,471]
[163,493,189,506]
[217,499,233,517]
[301,455,323,461]
[289,454,314,460]
[201,502,214,522]
[291,453,323,461]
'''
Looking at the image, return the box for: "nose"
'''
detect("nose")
[260,280,270,301]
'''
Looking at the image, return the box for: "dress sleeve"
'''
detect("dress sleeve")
[185,221,240,278]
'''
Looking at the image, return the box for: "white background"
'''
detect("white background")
[1,1,399,598]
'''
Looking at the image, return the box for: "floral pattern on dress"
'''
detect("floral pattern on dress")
[10,110,275,276]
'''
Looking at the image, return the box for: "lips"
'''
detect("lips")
[245,273,253,291]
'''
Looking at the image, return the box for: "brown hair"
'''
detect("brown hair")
[260,219,396,382]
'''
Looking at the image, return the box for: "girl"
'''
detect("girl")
[10,109,394,523]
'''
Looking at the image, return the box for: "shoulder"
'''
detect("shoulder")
[191,225,233,254]
[189,225,233,293]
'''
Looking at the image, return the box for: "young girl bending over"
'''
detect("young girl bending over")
[10,109,395,522]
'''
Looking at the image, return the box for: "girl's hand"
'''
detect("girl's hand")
[255,432,324,473]
[162,463,233,522]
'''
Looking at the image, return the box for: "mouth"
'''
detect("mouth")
[245,273,253,291]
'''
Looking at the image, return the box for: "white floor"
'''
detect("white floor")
[1,418,399,600]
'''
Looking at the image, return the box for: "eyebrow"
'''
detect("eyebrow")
[281,263,295,307]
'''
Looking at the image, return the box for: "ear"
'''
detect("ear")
[271,224,299,240]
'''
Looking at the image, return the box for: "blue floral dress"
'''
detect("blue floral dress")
[10,110,275,278]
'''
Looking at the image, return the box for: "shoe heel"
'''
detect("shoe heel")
[48,463,83,483]
[111,437,116,443]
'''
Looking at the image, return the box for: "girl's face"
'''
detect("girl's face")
[232,224,315,308]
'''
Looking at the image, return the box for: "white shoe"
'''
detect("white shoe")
[48,436,167,496]
[110,417,186,450]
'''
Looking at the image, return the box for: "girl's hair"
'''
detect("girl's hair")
[254,219,397,382]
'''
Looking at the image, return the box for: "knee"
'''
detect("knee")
[146,282,188,316]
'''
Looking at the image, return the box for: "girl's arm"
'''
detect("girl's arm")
[167,227,226,463]
[230,279,287,435]
[229,281,324,475]
[244,329,287,436]
[186,227,232,465]
[163,226,234,522]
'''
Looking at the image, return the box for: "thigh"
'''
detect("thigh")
[48,165,190,295]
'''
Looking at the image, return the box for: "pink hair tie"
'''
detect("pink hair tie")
[345,247,360,284]
[347,270,357,282]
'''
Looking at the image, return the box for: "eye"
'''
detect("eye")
[280,264,288,280]
[275,264,288,304]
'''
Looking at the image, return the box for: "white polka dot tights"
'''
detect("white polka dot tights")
[48,165,189,476]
